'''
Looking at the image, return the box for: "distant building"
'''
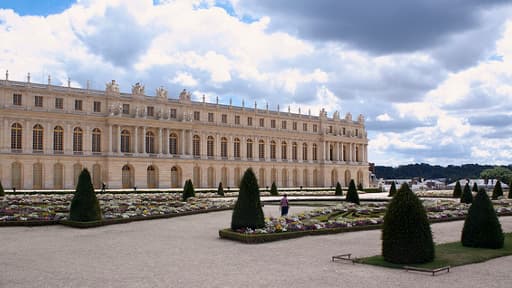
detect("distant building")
[447,179,509,190]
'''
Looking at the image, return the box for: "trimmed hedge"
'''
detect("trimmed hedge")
[346,180,360,205]
[461,182,473,204]
[453,181,462,198]
[0,180,4,197]
[69,169,102,222]
[182,179,195,201]
[231,168,265,230]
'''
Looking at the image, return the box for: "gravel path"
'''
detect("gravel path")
[1,207,511,288]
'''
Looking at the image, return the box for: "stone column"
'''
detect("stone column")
[117,125,121,154]
[25,120,31,153]
[181,130,185,155]
[241,136,246,160]
[108,124,112,154]
[142,126,146,154]
[157,127,162,154]
[134,126,138,154]
[45,122,52,154]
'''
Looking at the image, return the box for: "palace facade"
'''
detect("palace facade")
[0,74,369,190]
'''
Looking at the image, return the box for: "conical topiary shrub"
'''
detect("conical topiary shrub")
[492,181,503,199]
[472,182,479,193]
[388,182,397,197]
[509,181,512,199]
[231,168,265,230]
[461,188,504,249]
[217,182,224,196]
[0,179,4,197]
[69,169,102,222]
[452,181,462,198]
[182,179,195,201]
[270,181,278,196]
[335,182,343,196]
[382,183,434,264]
[346,179,360,205]
[461,182,473,204]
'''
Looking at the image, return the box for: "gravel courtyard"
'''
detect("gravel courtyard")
[1,206,512,288]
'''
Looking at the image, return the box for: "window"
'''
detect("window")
[145,131,155,153]
[121,130,130,153]
[73,127,83,153]
[303,123,308,131]
[75,100,83,111]
[281,142,287,160]
[193,135,200,157]
[169,133,178,155]
[235,115,240,125]
[342,127,346,135]
[246,139,253,159]
[271,119,276,128]
[329,126,333,133]
[122,104,130,114]
[13,93,22,106]
[92,128,101,152]
[53,126,63,152]
[282,121,287,129]
[233,138,240,158]
[170,108,177,119]
[258,140,265,159]
[270,141,276,160]
[221,137,228,158]
[147,106,154,117]
[313,124,318,132]
[247,117,253,126]
[11,123,22,150]
[259,118,264,127]
[34,96,43,107]
[293,122,297,130]
[292,142,297,161]
[207,136,214,157]
[194,111,200,121]
[222,114,227,124]
[33,124,43,152]
[302,143,308,161]
[208,112,214,122]
[355,129,359,137]
[312,144,318,161]
[93,101,101,112]
[55,98,63,109]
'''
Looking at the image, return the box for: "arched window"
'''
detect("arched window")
[233,138,240,159]
[221,137,228,158]
[121,130,130,153]
[207,136,214,157]
[270,140,276,160]
[73,163,82,187]
[207,167,215,187]
[246,139,253,159]
[92,128,101,153]
[11,162,22,189]
[258,140,265,159]
[147,165,158,188]
[193,135,200,157]
[292,142,298,161]
[122,165,133,188]
[281,169,288,187]
[145,131,155,154]
[32,124,43,152]
[54,163,63,189]
[312,144,318,161]
[221,167,228,186]
[92,164,101,188]
[355,146,360,162]
[171,166,180,188]
[281,141,287,160]
[11,123,22,151]
[302,143,308,161]
[53,126,64,152]
[169,133,178,155]
[73,127,83,153]
[33,162,43,189]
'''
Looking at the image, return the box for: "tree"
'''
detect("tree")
[217,182,224,196]
[346,179,360,205]
[492,181,503,199]
[382,183,434,264]
[452,181,462,198]
[270,181,278,196]
[0,179,4,197]
[231,168,265,230]
[335,182,343,196]
[388,182,397,197]
[509,181,512,199]
[480,166,512,184]
[461,188,504,249]
[472,182,479,193]
[182,179,195,201]
[461,182,473,204]
[69,169,102,222]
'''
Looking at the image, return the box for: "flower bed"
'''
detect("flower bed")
[220,199,512,243]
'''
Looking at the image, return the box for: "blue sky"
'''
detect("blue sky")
[1,0,512,166]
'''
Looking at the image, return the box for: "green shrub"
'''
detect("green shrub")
[69,169,102,222]
[460,182,473,204]
[388,182,397,197]
[357,183,364,191]
[461,188,504,249]
[509,181,512,199]
[335,182,343,196]
[472,182,479,193]
[182,179,195,201]
[217,182,224,196]
[492,181,503,199]
[0,179,4,197]
[270,182,278,196]
[452,181,462,198]
[346,180,360,205]
[231,168,265,230]
[382,183,434,264]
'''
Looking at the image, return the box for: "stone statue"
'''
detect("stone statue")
[156,87,168,99]
[132,82,145,95]
[106,80,119,93]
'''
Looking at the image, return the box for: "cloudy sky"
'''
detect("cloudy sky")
[1,0,512,166]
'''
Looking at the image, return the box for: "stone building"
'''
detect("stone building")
[0,73,369,190]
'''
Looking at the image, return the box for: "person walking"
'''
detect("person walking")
[280,194,289,216]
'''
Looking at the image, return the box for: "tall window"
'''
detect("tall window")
[282,121,287,129]
[221,137,228,158]
[258,140,265,159]
[32,124,43,152]
[246,139,253,159]
[207,136,214,157]
[170,108,177,119]
[122,104,130,114]
[208,112,214,122]
[93,101,101,112]
[292,142,297,161]
[235,115,240,125]
[247,117,253,126]
[73,127,83,152]
[270,140,276,160]
[169,133,178,155]
[222,114,227,124]
[34,96,43,107]
[53,126,63,152]
[121,130,130,153]
[193,135,200,157]
[11,123,22,151]
[313,124,318,132]
[233,138,240,159]
[92,128,101,152]
[145,131,155,153]
[293,122,297,130]
[302,143,308,161]
[303,123,308,131]
[74,100,83,111]
[13,93,22,105]
[55,98,63,109]
[281,141,287,160]
[312,144,318,161]
[259,118,264,127]
[147,106,154,117]
[193,111,200,121]
[271,119,276,128]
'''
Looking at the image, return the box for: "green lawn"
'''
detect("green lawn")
[358,232,512,269]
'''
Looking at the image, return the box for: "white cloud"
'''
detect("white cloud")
[376,113,392,122]
[171,71,198,87]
